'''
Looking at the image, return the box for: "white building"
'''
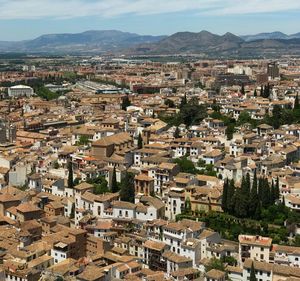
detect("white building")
[8,85,34,98]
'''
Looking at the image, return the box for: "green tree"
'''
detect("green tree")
[111,166,119,193]
[294,94,300,110]
[173,126,180,138]
[159,97,207,127]
[137,133,143,149]
[180,93,187,109]
[275,177,280,200]
[206,257,225,272]
[261,178,271,208]
[227,179,236,214]
[197,159,206,167]
[250,262,257,281]
[234,188,248,218]
[222,256,237,266]
[241,84,245,95]
[225,124,235,140]
[121,95,131,110]
[165,99,175,108]
[249,171,259,217]
[270,180,276,205]
[67,161,74,189]
[78,135,89,145]
[184,197,192,214]
[73,178,80,186]
[260,85,264,97]
[254,89,257,97]
[254,201,262,220]
[241,174,251,198]
[174,156,197,174]
[269,105,283,129]
[222,179,229,212]
[53,161,59,169]
[93,177,109,194]
[119,172,135,203]
[70,203,75,219]
[180,100,207,126]
[238,111,252,125]
[262,83,271,98]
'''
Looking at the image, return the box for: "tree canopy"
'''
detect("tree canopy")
[119,172,135,203]
[67,161,74,189]
[111,166,119,193]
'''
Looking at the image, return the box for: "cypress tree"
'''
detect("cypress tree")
[261,178,271,208]
[270,180,276,205]
[275,177,280,200]
[258,177,263,198]
[241,84,245,95]
[67,161,74,189]
[121,95,131,110]
[254,201,262,220]
[174,127,180,139]
[253,170,258,191]
[137,133,143,149]
[254,89,257,97]
[119,172,135,203]
[234,189,248,218]
[111,166,119,193]
[240,174,250,216]
[294,94,300,110]
[70,203,75,219]
[260,85,264,97]
[282,195,285,206]
[265,179,271,206]
[180,93,187,109]
[250,262,257,281]
[263,84,270,98]
[249,172,259,218]
[222,179,229,212]
[227,179,236,214]
[245,173,251,197]
[184,197,192,214]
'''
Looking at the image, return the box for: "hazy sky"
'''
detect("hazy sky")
[0,0,299,40]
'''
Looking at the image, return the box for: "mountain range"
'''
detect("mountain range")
[241,31,300,42]
[0,30,166,54]
[0,30,300,58]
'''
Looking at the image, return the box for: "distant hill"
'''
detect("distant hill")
[241,31,300,42]
[0,30,166,54]
[0,29,300,58]
[129,30,300,58]
[130,31,244,54]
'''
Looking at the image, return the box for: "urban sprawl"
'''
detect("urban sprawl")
[0,56,300,281]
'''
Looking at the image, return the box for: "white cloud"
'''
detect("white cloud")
[0,0,298,20]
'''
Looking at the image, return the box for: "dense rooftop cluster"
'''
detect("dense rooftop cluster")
[0,56,299,280]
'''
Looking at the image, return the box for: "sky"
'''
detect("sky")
[0,0,299,41]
